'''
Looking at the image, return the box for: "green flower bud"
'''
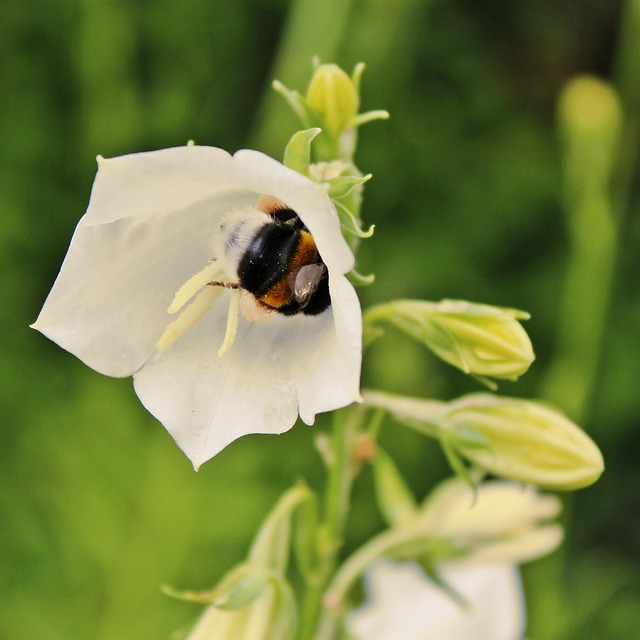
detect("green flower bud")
[419,477,563,564]
[366,299,535,381]
[447,394,604,490]
[306,63,359,141]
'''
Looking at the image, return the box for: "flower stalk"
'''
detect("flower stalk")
[298,401,368,639]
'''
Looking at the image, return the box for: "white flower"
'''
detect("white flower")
[419,478,563,565]
[347,560,525,640]
[32,145,362,468]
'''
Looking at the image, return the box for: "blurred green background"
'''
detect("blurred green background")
[2,0,639,638]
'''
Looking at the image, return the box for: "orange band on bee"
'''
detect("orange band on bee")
[256,194,288,214]
[258,231,320,308]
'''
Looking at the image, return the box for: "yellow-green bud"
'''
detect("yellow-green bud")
[371,300,535,380]
[419,477,563,564]
[558,75,622,189]
[447,394,604,490]
[306,63,359,140]
[559,75,621,145]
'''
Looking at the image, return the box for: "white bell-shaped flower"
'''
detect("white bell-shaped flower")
[33,145,362,468]
[347,560,525,640]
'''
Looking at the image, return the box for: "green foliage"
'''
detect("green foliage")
[2,0,638,638]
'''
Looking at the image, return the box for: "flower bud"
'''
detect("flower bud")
[373,299,535,381]
[558,75,621,183]
[186,578,296,640]
[306,63,359,140]
[447,394,604,490]
[419,478,563,564]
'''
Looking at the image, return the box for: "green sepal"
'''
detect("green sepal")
[162,584,218,604]
[162,563,270,610]
[283,128,322,176]
[387,536,458,565]
[272,80,314,128]
[334,200,375,239]
[471,373,499,391]
[446,421,493,452]
[347,269,375,287]
[440,420,491,494]
[210,565,272,611]
[440,438,478,494]
[328,173,372,199]
[352,109,391,127]
[421,561,469,608]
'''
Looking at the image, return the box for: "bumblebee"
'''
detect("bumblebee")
[212,196,330,318]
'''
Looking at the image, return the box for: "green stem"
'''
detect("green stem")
[297,406,366,640]
[362,389,447,440]
[315,525,441,640]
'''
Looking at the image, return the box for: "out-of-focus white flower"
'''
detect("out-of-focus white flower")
[32,146,362,468]
[419,478,563,565]
[347,560,525,640]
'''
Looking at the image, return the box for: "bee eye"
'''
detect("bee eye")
[293,263,327,306]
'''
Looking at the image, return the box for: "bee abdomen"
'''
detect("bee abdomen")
[237,224,300,298]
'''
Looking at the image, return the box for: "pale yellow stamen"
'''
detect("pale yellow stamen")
[156,287,223,352]
[168,262,225,315]
[218,288,242,357]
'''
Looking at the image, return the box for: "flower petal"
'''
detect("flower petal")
[84,146,239,226]
[34,145,364,465]
[133,281,361,468]
[33,148,255,377]
[233,150,355,274]
[287,274,362,424]
[347,560,525,640]
[294,272,363,423]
